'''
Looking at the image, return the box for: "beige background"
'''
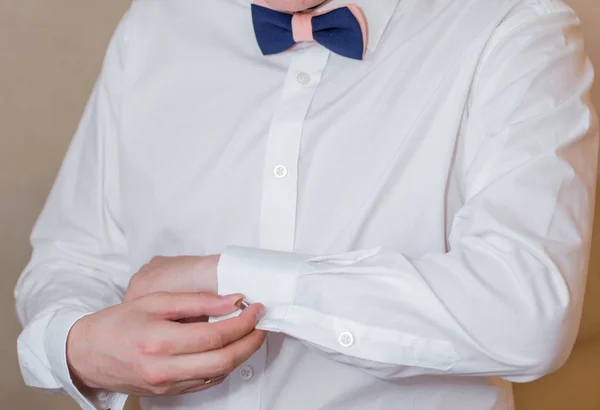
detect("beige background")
[1,0,599,409]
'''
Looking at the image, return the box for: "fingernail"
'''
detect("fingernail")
[220,294,244,305]
[257,304,266,321]
[238,299,251,310]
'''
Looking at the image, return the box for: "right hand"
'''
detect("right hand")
[66,292,265,396]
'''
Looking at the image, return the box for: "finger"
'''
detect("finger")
[178,378,225,395]
[168,329,267,381]
[165,303,265,355]
[143,292,244,320]
[163,375,228,396]
[177,316,209,324]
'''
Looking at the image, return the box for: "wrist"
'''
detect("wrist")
[66,315,100,390]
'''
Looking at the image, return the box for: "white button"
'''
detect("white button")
[338,332,354,348]
[297,72,311,85]
[239,365,254,380]
[274,165,288,178]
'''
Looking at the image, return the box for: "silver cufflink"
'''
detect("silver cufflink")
[235,299,251,310]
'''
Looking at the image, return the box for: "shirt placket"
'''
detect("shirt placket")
[225,46,330,410]
[259,46,330,251]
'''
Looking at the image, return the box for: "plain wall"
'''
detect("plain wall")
[0,1,598,409]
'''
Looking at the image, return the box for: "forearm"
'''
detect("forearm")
[216,6,598,382]
[14,8,133,408]
[218,232,586,381]
[15,247,130,409]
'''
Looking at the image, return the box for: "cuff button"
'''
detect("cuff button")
[338,332,354,348]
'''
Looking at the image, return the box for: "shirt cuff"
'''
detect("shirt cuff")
[217,246,312,330]
[44,308,129,410]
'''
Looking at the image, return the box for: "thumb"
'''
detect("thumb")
[144,292,244,320]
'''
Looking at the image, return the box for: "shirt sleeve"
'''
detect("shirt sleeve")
[13,10,133,410]
[217,6,599,382]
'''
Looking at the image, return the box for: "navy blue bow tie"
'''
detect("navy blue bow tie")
[251,3,367,60]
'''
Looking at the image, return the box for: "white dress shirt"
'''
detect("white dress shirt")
[14,0,598,409]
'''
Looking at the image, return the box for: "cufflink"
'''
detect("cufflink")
[235,299,251,310]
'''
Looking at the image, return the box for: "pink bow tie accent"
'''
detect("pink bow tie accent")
[253,0,367,59]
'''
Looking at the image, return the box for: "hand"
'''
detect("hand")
[124,255,220,303]
[67,292,265,396]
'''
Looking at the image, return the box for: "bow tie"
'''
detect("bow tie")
[251,3,367,60]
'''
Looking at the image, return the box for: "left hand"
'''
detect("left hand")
[123,255,223,303]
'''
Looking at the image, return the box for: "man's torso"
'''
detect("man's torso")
[111,0,559,408]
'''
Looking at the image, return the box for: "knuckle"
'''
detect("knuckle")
[134,261,153,279]
[150,255,165,264]
[141,366,171,388]
[137,337,168,355]
[127,273,140,286]
[125,274,142,296]
[141,367,160,386]
[150,384,171,396]
[150,255,172,270]
[215,353,236,375]
[122,290,137,304]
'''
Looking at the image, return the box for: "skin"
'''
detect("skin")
[67,256,266,396]
[66,0,330,396]
[264,0,327,12]
[123,255,221,303]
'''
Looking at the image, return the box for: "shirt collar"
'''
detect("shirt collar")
[250,0,401,54]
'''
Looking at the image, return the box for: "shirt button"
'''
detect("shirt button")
[338,332,354,348]
[239,365,254,381]
[297,72,311,85]
[274,165,288,179]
